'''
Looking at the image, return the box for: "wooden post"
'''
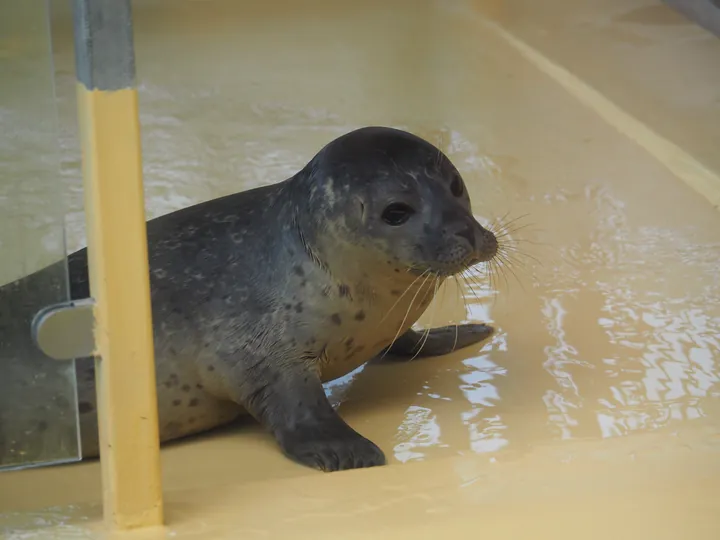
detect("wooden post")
[72,0,164,529]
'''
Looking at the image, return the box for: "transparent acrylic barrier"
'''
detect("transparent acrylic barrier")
[0,1,80,470]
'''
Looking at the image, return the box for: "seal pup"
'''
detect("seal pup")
[0,126,497,472]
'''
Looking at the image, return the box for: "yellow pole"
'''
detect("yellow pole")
[73,0,163,529]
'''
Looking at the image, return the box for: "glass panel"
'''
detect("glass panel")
[0,0,80,469]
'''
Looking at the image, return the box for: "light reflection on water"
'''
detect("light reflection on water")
[382,181,720,463]
[394,406,444,463]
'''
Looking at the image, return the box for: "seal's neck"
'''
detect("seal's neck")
[287,170,343,274]
[295,221,438,307]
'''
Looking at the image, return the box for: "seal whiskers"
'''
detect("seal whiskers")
[407,277,442,361]
[377,268,432,326]
[380,270,435,359]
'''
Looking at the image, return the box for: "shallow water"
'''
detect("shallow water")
[1,0,720,536]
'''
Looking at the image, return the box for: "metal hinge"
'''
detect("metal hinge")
[31,298,96,360]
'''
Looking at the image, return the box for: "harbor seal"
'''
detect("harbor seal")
[0,126,497,472]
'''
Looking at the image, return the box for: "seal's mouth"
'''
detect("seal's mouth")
[463,252,496,272]
[470,253,495,265]
[430,252,496,278]
[472,244,498,264]
[404,225,499,279]
[425,236,499,278]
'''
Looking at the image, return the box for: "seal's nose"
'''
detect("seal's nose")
[476,227,498,261]
[455,225,476,249]
[452,221,498,262]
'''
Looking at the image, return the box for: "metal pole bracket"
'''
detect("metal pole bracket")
[31,298,96,360]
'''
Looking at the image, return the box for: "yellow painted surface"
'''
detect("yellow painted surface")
[76,86,163,529]
[481,20,720,211]
[1,0,720,538]
[473,0,720,200]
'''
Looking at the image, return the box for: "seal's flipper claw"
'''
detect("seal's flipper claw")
[383,323,494,359]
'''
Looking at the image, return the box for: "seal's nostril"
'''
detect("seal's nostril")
[456,226,475,248]
[469,229,498,262]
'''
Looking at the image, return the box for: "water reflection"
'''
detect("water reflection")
[535,185,720,439]
[459,355,509,454]
[370,176,720,463]
[393,406,443,463]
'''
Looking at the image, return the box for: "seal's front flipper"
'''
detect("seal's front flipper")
[278,411,386,472]
[384,323,494,359]
[229,357,385,472]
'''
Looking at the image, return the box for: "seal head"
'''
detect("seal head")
[294,126,498,282]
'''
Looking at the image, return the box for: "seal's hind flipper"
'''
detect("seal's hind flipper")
[384,324,494,359]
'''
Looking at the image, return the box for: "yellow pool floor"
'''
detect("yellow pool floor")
[1,0,720,538]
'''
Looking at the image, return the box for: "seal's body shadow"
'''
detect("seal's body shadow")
[0,126,499,472]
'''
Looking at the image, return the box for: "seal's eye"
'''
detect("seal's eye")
[450,175,464,197]
[381,203,415,226]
